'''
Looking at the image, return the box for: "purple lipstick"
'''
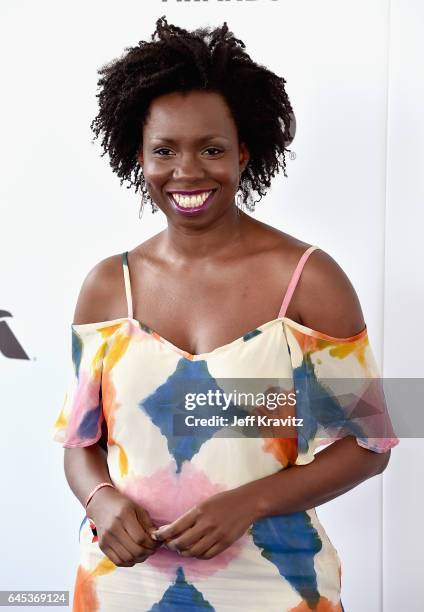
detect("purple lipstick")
[167,189,217,216]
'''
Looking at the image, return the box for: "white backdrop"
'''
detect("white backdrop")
[1,1,422,610]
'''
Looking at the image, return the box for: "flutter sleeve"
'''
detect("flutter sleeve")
[51,324,108,448]
[282,319,399,461]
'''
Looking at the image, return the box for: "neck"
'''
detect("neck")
[158,205,254,264]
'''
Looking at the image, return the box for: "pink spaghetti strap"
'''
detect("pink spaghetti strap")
[278,245,320,318]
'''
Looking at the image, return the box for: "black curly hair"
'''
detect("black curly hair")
[90,15,295,211]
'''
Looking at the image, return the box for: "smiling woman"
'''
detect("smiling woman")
[137,89,250,220]
[89,15,295,216]
[52,14,398,612]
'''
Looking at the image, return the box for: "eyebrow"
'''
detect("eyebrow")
[150,135,230,144]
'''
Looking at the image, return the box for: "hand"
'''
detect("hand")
[86,486,162,567]
[151,489,257,560]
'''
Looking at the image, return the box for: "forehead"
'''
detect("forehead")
[143,90,237,139]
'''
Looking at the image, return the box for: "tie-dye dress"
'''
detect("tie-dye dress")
[51,245,399,611]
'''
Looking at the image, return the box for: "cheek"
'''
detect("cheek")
[207,162,239,186]
[143,165,168,188]
[143,160,239,190]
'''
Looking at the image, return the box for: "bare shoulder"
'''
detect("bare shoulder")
[252,220,366,337]
[72,253,126,325]
[296,246,366,338]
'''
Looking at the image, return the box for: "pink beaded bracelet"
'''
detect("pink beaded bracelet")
[85,482,115,510]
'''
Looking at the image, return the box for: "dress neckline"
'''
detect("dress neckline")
[71,316,368,362]
[116,245,322,360]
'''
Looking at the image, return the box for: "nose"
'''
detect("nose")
[172,152,206,181]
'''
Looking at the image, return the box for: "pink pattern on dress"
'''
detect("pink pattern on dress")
[121,461,248,581]
[63,372,101,446]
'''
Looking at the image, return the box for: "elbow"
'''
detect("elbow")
[375,448,391,475]
[353,437,392,476]
[357,444,391,478]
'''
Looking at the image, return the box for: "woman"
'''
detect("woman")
[52,16,398,611]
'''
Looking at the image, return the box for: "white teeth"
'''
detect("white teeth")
[170,190,212,208]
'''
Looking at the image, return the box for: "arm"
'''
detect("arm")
[152,438,390,559]
[252,247,392,513]
[64,443,163,567]
[252,248,391,514]
[238,436,390,519]
[64,256,118,511]
[61,257,161,565]
[63,444,112,512]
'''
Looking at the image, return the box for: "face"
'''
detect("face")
[137,90,250,221]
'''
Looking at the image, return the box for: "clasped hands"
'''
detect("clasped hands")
[87,477,260,567]
[150,489,257,560]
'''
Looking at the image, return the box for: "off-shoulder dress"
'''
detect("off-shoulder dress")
[52,245,399,611]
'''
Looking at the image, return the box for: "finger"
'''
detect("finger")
[199,541,224,560]
[103,541,134,567]
[123,511,159,551]
[106,529,142,565]
[152,510,196,542]
[134,507,160,547]
[150,522,171,542]
[179,534,217,558]
[112,521,151,558]
[136,505,156,530]
[133,544,160,564]
[165,525,206,552]
[132,552,150,564]
[102,545,123,567]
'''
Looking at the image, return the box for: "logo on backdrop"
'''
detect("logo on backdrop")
[0,311,30,360]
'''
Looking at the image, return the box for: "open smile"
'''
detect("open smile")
[167,189,218,215]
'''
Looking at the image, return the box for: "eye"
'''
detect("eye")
[204,147,223,156]
[153,148,173,156]
[152,146,224,157]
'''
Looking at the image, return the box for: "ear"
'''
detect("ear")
[239,142,250,173]
[137,146,143,167]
